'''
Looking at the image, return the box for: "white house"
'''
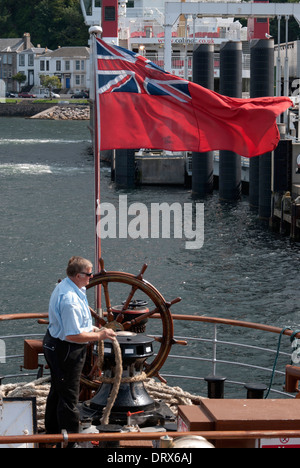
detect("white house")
[17,47,50,90]
[36,47,91,94]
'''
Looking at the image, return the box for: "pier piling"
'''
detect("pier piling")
[192,44,214,198]
[219,42,242,202]
[250,39,274,217]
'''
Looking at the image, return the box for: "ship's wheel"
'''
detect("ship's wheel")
[83,258,184,386]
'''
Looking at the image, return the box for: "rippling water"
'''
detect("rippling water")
[0,117,300,397]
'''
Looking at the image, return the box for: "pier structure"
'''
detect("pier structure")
[81,0,300,239]
[163,2,300,73]
[271,137,300,240]
[163,1,300,238]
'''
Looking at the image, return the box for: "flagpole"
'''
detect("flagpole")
[89,26,103,321]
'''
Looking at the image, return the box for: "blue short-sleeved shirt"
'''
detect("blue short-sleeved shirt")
[48,277,93,342]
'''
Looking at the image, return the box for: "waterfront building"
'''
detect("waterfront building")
[81,0,250,89]
[0,1,299,98]
[17,46,50,91]
[36,47,91,95]
[0,33,33,93]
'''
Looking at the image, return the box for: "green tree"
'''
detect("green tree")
[0,0,89,49]
[40,75,62,99]
[12,71,26,91]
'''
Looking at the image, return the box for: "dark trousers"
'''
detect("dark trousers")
[43,330,87,436]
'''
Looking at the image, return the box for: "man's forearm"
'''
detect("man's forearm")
[66,328,116,344]
[66,332,101,343]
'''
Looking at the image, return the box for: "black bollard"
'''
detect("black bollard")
[205,375,227,399]
[245,383,268,399]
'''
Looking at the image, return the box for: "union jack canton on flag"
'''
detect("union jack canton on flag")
[96,38,191,103]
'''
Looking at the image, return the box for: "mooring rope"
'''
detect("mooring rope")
[100,338,123,425]
[0,339,206,432]
[0,376,51,432]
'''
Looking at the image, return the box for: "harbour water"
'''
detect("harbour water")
[0,117,300,397]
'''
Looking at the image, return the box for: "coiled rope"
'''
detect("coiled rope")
[0,376,51,432]
[100,338,123,425]
[0,339,206,432]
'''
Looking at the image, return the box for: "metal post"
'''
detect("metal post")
[284,16,289,97]
[89,26,103,315]
[276,16,281,97]
[212,324,217,375]
[284,16,290,126]
[164,24,173,72]
[184,15,188,80]
[192,14,196,45]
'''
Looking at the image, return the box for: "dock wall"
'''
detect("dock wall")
[136,157,186,185]
[0,102,89,118]
[0,102,57,117]
[270,140,300,240]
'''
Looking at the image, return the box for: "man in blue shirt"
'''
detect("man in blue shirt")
[43,256,116,446]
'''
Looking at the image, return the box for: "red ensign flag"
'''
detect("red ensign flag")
[96,38,292,158]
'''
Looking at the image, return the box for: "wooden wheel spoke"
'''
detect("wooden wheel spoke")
[102,280,114,322]
[122,285,138,311]
[86,260,178,380]
[123,306,159,331]
[89,306,106,327]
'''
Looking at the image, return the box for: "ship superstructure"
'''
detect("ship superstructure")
[80,0,249,80]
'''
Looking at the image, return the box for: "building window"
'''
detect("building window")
[40,61,45,71]
[19,55,25,67]
[56,61,61,72]
[105,6,116,21]
[81,60,85,71]
[75,75,80,85]
[75,60,80,71]
[65,60,70,71]
[28,54,34,67]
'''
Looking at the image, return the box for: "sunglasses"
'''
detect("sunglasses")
[80,272,93,277]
